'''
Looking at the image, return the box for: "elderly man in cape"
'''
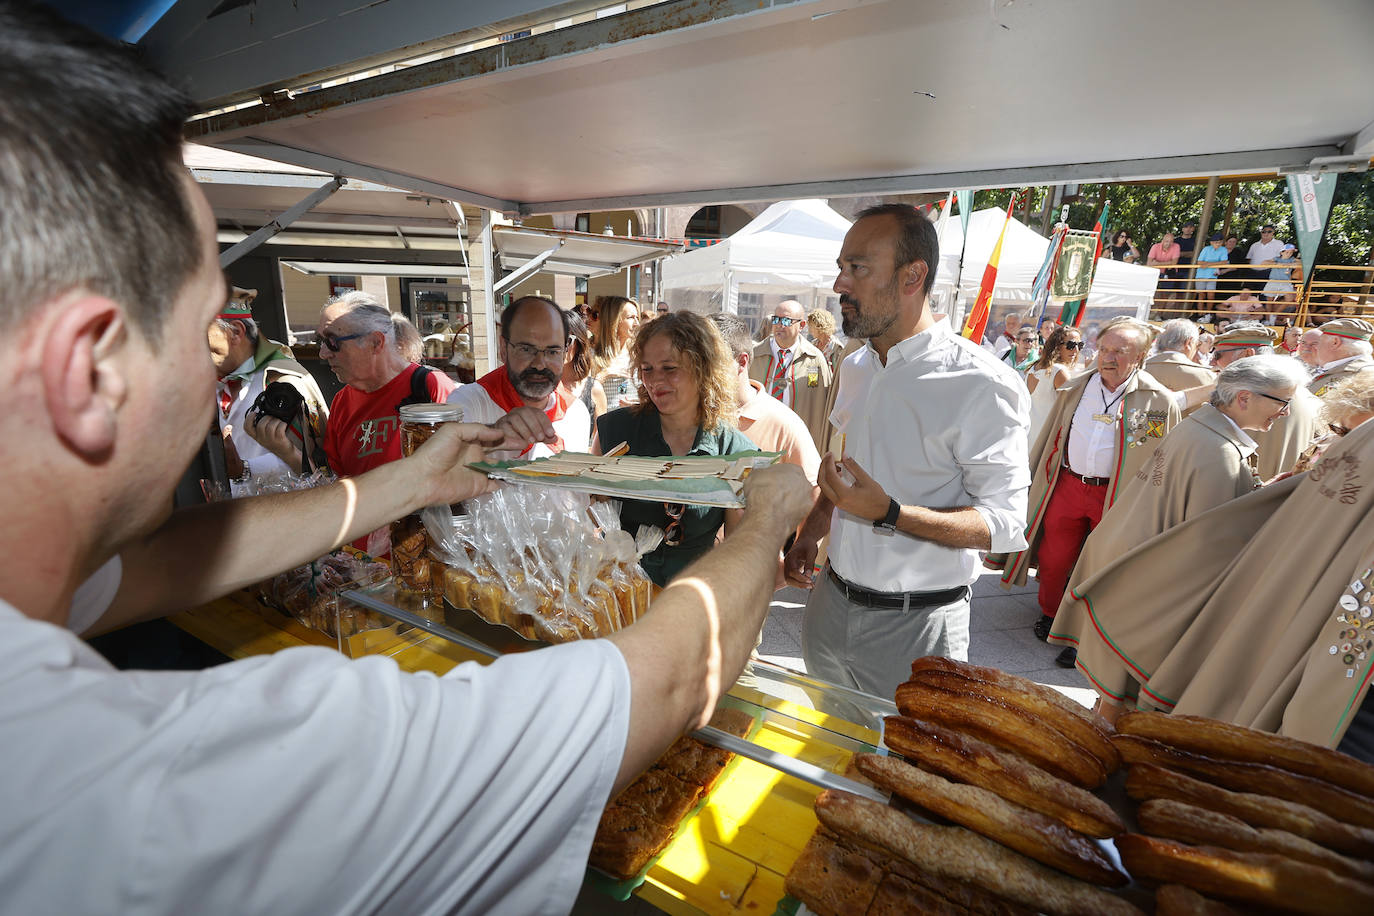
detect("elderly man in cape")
[750,299,834,453]
[1210,323,1322,479]
[999,316,1214,668]
[1047,354,1311,711]
[447,295,590,456]
[1309,317,1374,397]
[1056,417,1374,758]
[1143,318,1214,416]
[209,292,329,480]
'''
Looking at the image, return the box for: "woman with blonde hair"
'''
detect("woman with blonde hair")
[592,311,757,585]
[590,295,641,410]
[1292,369,1374,473]
[808,307,843,375]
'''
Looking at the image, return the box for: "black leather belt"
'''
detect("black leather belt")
[1062,466,1109,487]
[827,566,969,610]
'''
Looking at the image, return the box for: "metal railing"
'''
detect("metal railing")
[1142,261,1374,327]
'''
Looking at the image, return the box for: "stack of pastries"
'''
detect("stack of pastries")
[786,657,1374,915]
[589,706,755,881]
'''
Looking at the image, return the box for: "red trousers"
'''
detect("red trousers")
[1036,473,1108,617]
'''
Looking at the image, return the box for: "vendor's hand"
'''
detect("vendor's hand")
[818,454,890,523]
[491,406,558,451]
[741,463,812,531]
[221,425,244,479]
[408,422,509,505]
[783,536,819,588]
[244,413,301,468]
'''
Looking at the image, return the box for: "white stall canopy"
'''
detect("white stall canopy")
[661,199,850,331]
[933,207,1160,325]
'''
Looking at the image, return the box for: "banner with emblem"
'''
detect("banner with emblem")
[1286,172,1338,281]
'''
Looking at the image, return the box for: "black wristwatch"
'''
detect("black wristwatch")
[873,497,900,532]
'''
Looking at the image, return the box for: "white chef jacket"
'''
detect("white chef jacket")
[1,577,629,916]
[827,318,1030,592]
[447,383,591,458]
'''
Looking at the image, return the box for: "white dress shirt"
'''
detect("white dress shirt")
[1215,408,1259,457]
[1319,355,1362,375]
[2,576,629,915]
[1067,373,1189,477]
[828,319,1030,592]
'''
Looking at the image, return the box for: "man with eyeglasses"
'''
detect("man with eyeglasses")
[748,299,834,453]
[1210,324,1321,480]
[317,291,457,484]
[447,296,591,456]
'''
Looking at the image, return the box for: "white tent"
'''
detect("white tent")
[932,207,1160,328]
[661,199,851,333]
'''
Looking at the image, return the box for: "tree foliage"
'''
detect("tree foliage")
[962,173,1374,278]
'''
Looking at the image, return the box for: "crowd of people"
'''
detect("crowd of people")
[5,4,1374,912]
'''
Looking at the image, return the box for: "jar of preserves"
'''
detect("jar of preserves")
[392,403,465,600]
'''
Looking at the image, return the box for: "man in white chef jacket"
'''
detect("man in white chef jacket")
[0,5,811,914]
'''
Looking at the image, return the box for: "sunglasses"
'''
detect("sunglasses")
[320,331,366,352]
[662,502,686,546]
[770,316,800,327]
[1063,340,1085,350]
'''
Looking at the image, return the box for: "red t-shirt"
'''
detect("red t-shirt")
[323,364,456,478]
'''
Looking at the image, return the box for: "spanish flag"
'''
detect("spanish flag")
[961,194,1018,342]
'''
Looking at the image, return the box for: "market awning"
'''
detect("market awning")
[280,260,470,278]
[491,226,685,279]
[163,0,1374,215]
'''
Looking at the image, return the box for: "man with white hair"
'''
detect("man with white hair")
[316,290,456,479]
[1048,353,1311,716]
[1144,319,1215,416]
[208,291,329,480]
[1210,323,1321,479]
[1296,327,1323,370]
[998,316,1213,667]
[749,298,834,452]
[1309,317,1374,397]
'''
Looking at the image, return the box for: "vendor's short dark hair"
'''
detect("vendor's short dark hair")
[853,203,939,295]
[0,0,200,339]
[501,295,572,345]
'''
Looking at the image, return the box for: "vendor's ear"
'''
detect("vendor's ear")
[901,260,929,296]
[41,294,128,459]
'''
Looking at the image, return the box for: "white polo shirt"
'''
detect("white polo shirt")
[827,319,1030,592]
[2,575,630,915]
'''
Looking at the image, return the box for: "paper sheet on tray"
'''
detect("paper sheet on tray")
[469,450,783,508]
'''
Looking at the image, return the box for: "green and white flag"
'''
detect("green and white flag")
[1286,172,1337,280]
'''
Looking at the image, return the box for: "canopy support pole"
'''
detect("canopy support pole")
[218,177,345,268]
[493,242,562,295]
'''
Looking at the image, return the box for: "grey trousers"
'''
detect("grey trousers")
[801,570,971,702]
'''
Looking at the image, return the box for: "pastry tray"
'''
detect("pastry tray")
[469,450,783,508]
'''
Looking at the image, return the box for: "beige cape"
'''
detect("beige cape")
[1060,419,1374,747]
[1251,385,1322,480]
[1143,351,1215,416]
[749,336,834,454]
[1048,404,1261,698]
[1309,354,1374,396]
[1000,369,1182,589]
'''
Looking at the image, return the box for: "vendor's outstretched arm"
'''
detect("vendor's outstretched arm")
[607,463,810,792]
[94,422,543,634]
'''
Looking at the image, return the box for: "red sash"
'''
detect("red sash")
[476,368,572,454]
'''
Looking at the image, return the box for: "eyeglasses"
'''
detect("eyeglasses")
[320,331,366,352]
[1330,423,1350,437]
[770,316,800,327]
[1255,391,1291,410]
[662,502,686,546]
[1063,341,1085,350]
[508,342,567,363]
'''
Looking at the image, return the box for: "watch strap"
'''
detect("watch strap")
[873,497,900,531]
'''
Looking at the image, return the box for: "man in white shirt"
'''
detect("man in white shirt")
[783,204,1031,699]
[0,8,813,913]
[1244,224,1286,292]
[447,295,591,455]
[1308,317,1374,397]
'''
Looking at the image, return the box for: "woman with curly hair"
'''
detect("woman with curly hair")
[590,295,641,411]
[592,311,758,585]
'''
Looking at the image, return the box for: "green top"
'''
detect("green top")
[595,407,757,586]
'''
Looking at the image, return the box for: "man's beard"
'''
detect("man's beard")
[510,365,558,400]
[839,290,899,340]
